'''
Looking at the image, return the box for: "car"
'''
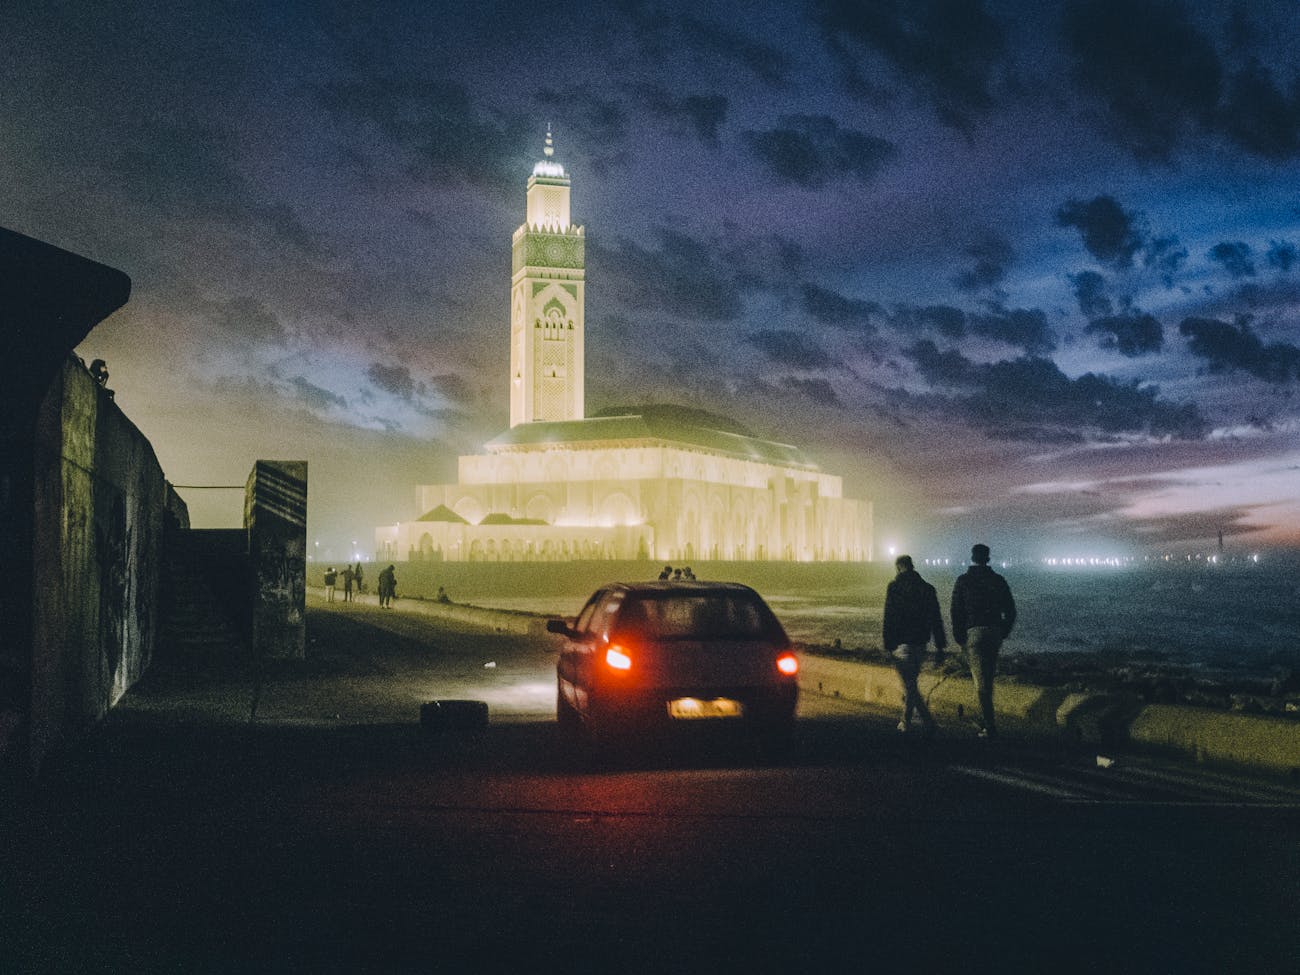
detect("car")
[549,581,799,742]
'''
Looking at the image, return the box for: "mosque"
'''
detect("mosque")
[374,135,872,563]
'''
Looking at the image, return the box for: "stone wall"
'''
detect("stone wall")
[26,356,186,771]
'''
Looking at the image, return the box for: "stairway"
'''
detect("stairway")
[159,529,251,666]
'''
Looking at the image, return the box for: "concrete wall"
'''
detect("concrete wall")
[26,356,186,771]
[245,460,307,660]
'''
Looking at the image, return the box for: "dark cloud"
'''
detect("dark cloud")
[1219,59,1300,160]
[428,372,475,405]
[954,234,1014,292]
[1085,311,1164,356]
[678,15,791,87]
[290,376,348,411]
[1208,241,1256,278]
[747,330,837,369]
[721,235,807,294]
[1266,240,1298,273]
[784,376,842,407]
[536,88,628,147]
[814,0,1008,131]
[741,114,897,188]
[316,79,523,190]
[889,304,967,339]
[590,230,744,321]
[1178,316,1300,382]
[1061,0,1221,161]
[1055,195,1144,269]
[366,362,416,400]
[905,339,1206,439]
[1143,235,1188,287]
[1070,270,1113,318]
[967,305,1055,354]
[801,283,880,331]
[631,85,728,143]
[206,296,286,344]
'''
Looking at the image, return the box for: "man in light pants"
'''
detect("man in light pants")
[951,544,1017,739]
[883,554,947,737]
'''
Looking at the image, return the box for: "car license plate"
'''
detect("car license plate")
[667,697,744,719]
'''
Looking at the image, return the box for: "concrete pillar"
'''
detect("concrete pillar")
[244,460,307,660]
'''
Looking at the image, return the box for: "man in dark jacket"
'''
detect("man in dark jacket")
[951,544,1016,739]
[883,555,946,737]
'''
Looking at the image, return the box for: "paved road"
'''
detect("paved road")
[3,597,1297,973]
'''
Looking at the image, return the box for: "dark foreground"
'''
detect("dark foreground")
[3,601,1298,973]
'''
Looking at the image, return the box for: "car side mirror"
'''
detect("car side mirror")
[546,619,572,636]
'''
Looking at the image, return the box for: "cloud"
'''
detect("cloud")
[1055,195,1145,269]
[536,88,628,147]
[888,304,967,339]
[747,330,837,369]
[1208,241,1256,279]
[784,376,842,407]
[968,305,1056,354]
[632,85,729,143]
[590,229,744,321]
[1061,0,1221,161]
[428,372,475,405]
[954,234,1014,292]
[678,15,792,87]
[1070,270,1113,318]
[1143,235,1188,287]
[1085,311,1165,356]
[801,283,880,331]
[1266,240,1298,273]
[741,114,897,188]
[905,340,1206,439]
[366,361,416,400]
[205,296,286,344]
[1178,316,1300,383]
[1219,59,1300,160]
[813,0,1008,130]
[290,376,348,411]
[315,79,523,190]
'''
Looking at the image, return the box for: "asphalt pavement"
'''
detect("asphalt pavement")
[2,595,1297,973]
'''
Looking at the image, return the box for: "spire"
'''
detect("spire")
[532,125,566,179]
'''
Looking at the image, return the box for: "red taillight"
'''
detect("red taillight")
[776,652,799,676]
[605,646,632,671]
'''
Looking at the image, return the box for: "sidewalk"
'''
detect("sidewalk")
[800,653,1300,779]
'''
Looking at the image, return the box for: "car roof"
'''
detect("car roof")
[604,581,759,595]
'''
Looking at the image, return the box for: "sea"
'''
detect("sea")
[354,556,1300,683]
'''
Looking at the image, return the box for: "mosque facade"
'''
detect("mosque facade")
[375,135,872,563]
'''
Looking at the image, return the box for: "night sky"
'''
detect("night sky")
[6,0,1299,559]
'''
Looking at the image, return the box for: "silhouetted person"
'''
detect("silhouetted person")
[682,566,696,580]
[436,585,449,603]
[951,544,1017,739]
[883,554,945,737]
[658,565,673,580]
[354,562,364,595]
[378,564,397,608]
[324,566,337,603]
[342,564,355,602]
[672,568,683,581]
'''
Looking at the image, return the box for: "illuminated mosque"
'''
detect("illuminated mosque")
[375,134,872,563]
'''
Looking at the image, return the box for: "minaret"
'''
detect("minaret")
[509,128,585,427]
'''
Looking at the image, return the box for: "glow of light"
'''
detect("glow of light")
[776,653,799,676]
[605,647,632,670]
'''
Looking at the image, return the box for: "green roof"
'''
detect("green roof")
[416,504,468,523]
[485,413,817,470]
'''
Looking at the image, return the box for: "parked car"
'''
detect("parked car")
[549,582,799,742]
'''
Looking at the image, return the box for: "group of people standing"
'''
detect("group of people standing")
[322,562,398,608]
[322,563,365,603]
[883,543,1016,740]
[656,565,696,581]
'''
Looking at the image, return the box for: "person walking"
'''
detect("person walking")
[342,564,355,603]
[354,562,365,595]
[951,544,1017,739]
[378,564,397,608]
[324,566,337,603]
[882,554,945,738]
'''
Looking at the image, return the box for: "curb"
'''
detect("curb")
[799,654,1300,778]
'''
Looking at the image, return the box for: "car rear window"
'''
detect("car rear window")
[618,592,783,641]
